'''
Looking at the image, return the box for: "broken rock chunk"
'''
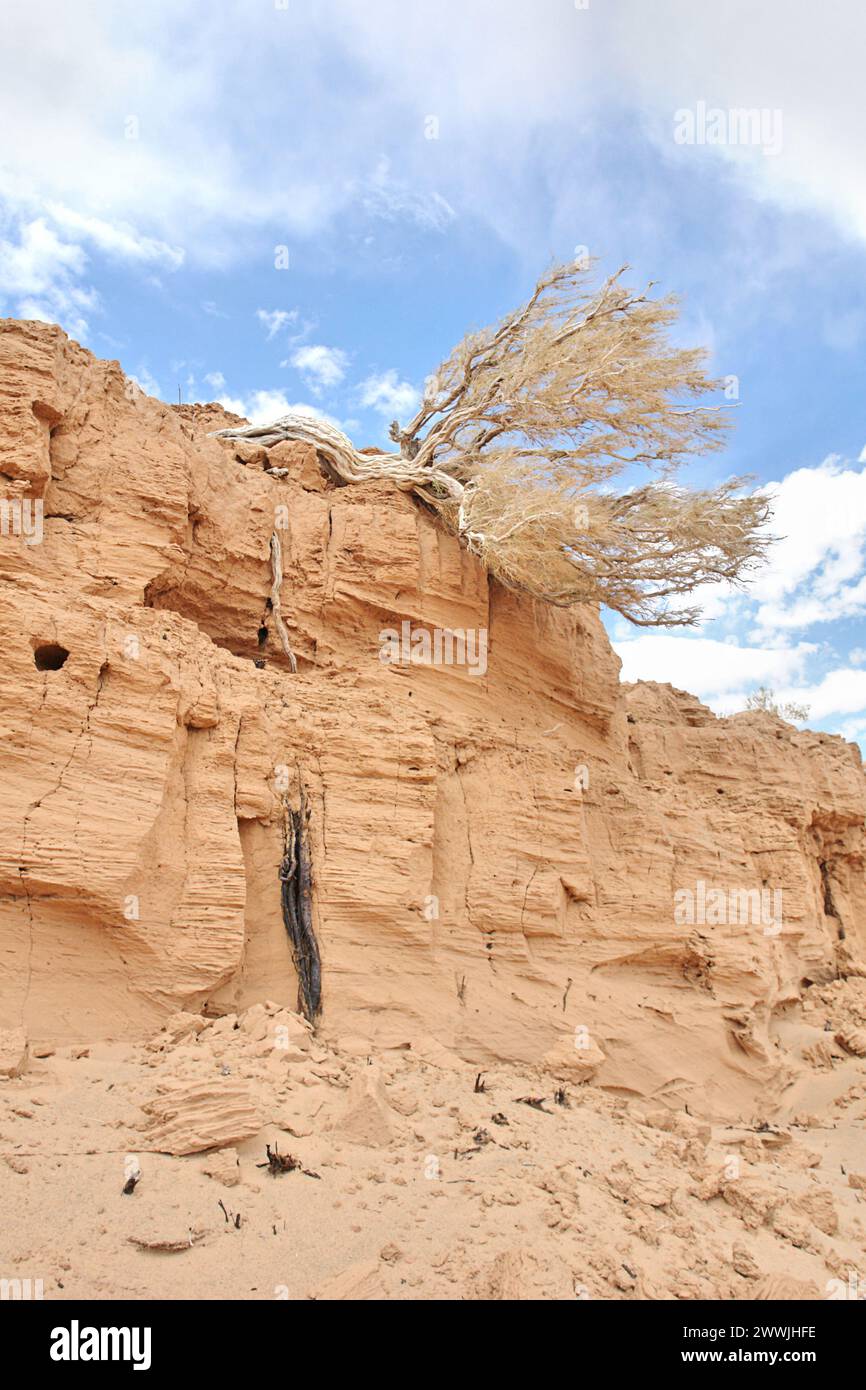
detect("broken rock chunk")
[0,1026,28,1078]
[329,1065,394,1147]
[142,1079,261,1155]
[541,1033,605,1081]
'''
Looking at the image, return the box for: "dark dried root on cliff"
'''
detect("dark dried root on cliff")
[279,784,322,1022]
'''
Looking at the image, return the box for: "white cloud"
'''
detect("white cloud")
[657,455,866,640]
[0,201,182,342]
[613,448,866,741]
[212,395,247,418]
[289,344,348,393]
[0,218,86,294]
[0,194,181,343]
[0,217,98,339]
[778,668,866,721]
[128,366,162,398]
[747,457,866,637]
[359,156,455,232]
[321,1,866,249]
[833,715,866,746]
[256,308,298,340]
[203,370,226,391]
[616,641,866,730]
[2,0,865,293]
[615,634,815,703]
[215,389,341,429]
[358,369,419,420]
[43,202,183,269]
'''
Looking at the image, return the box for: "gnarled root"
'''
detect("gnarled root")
[269,530,297,672]
[279,781,322,1022]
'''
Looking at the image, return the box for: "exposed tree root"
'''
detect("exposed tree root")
[279,778,322,1022]
[269,530,297,672]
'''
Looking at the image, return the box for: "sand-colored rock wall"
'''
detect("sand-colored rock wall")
[2,318,864,1120]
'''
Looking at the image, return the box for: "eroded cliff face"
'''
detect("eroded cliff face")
[2,318,865,1121]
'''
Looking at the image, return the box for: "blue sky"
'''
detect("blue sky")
[2,0,866,744]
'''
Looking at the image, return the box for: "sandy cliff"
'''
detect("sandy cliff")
[2,319,866,1302]
[1,317,865,1124]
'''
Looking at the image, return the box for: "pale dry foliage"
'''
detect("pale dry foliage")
[745,686,810,723]
[214,260,773,626]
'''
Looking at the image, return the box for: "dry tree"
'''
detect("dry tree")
[213,260,772,626]
[744,686,810,722]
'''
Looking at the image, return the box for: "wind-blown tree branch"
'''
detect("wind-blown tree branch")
[212,261,772,626]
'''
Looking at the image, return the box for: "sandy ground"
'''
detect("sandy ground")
[1,997,865,1302]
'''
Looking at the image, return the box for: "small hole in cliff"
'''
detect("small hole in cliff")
[257,625,269,647]
[34,642,69,671]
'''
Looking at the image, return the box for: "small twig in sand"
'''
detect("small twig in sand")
[515,1095,551,1113]
[218,1199,242,1229]
[256,1143,321,1179]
